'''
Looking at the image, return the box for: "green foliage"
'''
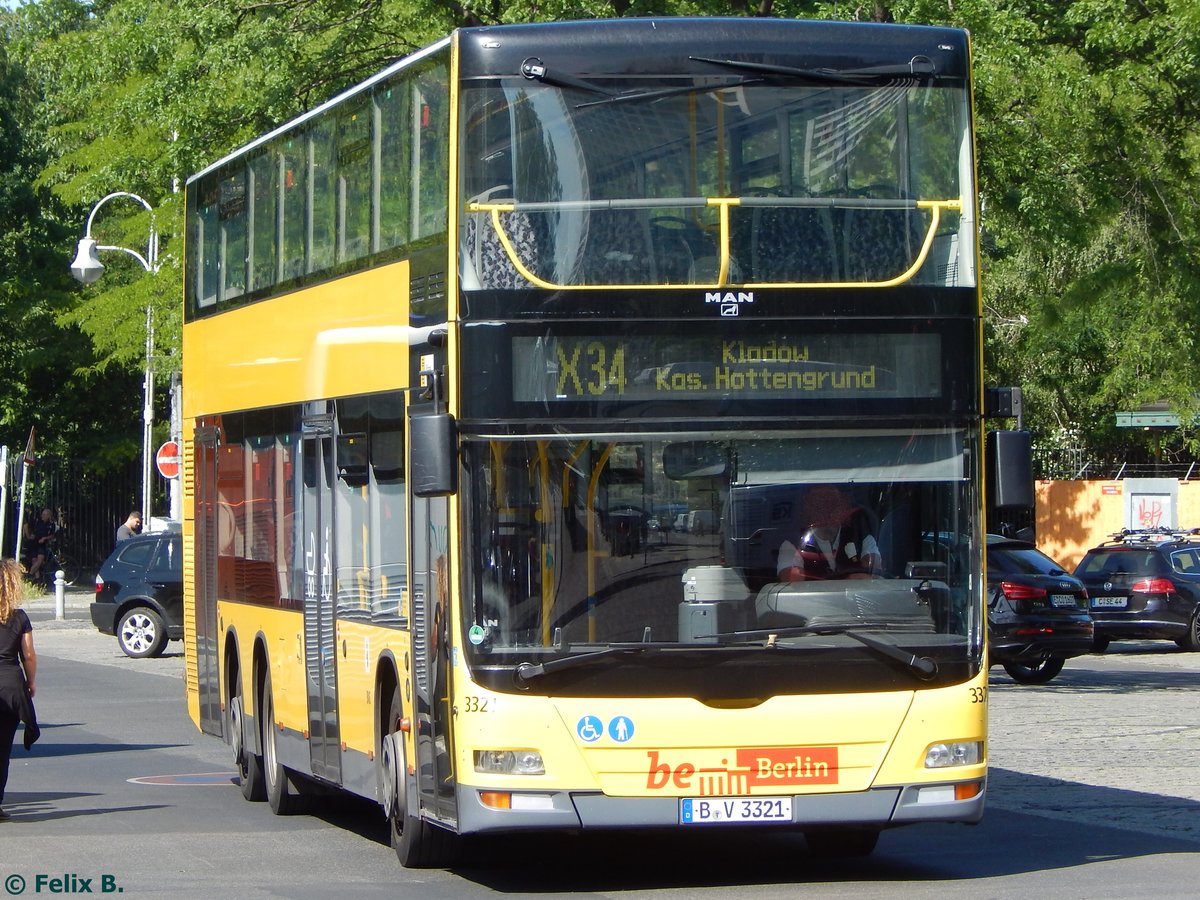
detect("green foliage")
[3,0,1200,471]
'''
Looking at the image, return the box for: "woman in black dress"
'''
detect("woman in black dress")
[0,557,39,819]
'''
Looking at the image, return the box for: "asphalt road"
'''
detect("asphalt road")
[2,588,1198,898]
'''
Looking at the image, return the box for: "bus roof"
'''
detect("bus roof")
[187,17,969,187]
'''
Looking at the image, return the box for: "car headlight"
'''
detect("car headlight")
[924,741,983,768]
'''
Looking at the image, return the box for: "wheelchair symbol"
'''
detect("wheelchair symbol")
[577,715,603,743]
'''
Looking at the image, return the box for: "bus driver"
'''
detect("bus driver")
[776,485,882,581]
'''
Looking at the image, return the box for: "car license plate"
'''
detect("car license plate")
[1050,594,1077,608]
[680,797,791,824]
[1092,596,1127,608]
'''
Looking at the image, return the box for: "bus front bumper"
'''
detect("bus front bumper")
[453,779,985,834]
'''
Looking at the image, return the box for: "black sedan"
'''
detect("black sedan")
[987,535,1093,683]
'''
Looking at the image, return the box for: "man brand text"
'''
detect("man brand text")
[646,746,839,795]
[705,291,755,304]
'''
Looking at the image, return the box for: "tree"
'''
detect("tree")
[0,23,142,468]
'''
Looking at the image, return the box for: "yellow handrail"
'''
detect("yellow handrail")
[467,198,962,291]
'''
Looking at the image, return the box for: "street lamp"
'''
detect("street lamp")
[69,191,160,526]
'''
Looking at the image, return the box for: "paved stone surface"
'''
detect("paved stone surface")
[986,645,1200,843]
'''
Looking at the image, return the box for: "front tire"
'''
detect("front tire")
[1175,609,1200,651]
[117,607,168,658]
[383,689,455,867]
[262,672,306,815]
[1002,656,1065,684]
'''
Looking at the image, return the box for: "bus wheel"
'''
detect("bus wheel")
[231,690,265,802]
[262,672,306,815]
[383,690,455,868]
[804,827,880,857]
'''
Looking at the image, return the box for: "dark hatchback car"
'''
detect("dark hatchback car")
[986,534,1094,683]
[1073,529,1200,653]
[90,532,183,658]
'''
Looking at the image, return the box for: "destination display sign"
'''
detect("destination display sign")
[510,333,942,403]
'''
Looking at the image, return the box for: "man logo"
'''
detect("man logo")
[721,304,739,316]
[705,291,754,304]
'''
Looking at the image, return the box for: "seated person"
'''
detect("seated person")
[776,486,882,581]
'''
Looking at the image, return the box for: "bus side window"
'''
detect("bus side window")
[375,79,411,253]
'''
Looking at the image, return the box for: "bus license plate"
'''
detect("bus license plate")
[680,797,791,825]
[1092,596,1127,608]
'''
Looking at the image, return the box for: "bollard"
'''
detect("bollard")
[55,569,66,620]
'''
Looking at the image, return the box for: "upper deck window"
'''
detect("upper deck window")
[185,56,449,319]
[459,75,974,290]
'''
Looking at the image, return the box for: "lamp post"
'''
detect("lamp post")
[69,191,160,526]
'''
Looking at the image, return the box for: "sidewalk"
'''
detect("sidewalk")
[23,582,95,629]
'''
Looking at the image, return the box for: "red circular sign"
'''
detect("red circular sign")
[156,440,181,479]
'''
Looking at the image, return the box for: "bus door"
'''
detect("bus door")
[410,492,457,823]
[192,426,222,737]
[301,417,342,784]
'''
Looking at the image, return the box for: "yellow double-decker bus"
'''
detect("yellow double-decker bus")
[183,17,1027,866]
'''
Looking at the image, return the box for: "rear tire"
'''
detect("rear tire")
[262,672,306,815]
[117,607,168,658]
[231,686,265,802]
[383,689,455,868]
[1091,636,1111,654]
[1002,656,1065,684]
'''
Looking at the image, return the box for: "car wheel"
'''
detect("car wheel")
[1175,609,1200,652]
[1091,636,1111,654]
[1002,656,1065,684]
[261,671,306,816]
[117,607,168,658]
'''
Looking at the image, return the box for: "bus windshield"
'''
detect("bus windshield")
[461,429,981,693]
[460,73,973,289]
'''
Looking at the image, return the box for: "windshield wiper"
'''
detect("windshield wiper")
[715,623,939,680]
[690,55,937,85]
[520,57,614,97]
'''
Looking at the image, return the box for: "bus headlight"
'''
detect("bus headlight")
[474,749,545,775]
[924,741,982,768]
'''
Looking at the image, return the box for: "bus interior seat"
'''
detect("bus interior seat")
[461,185,545,289]
[579,208,657,284]
[841,205,926,282]
[649,216,696,284]
[750,206,837,282]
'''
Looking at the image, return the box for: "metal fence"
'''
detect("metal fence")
[3,456,143,577]
[1035,447,1200,482]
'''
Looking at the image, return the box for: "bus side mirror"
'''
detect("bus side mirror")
[987,429,1033,508]
[410,412,458,497]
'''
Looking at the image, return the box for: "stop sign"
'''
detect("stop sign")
[156,440,181,479]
